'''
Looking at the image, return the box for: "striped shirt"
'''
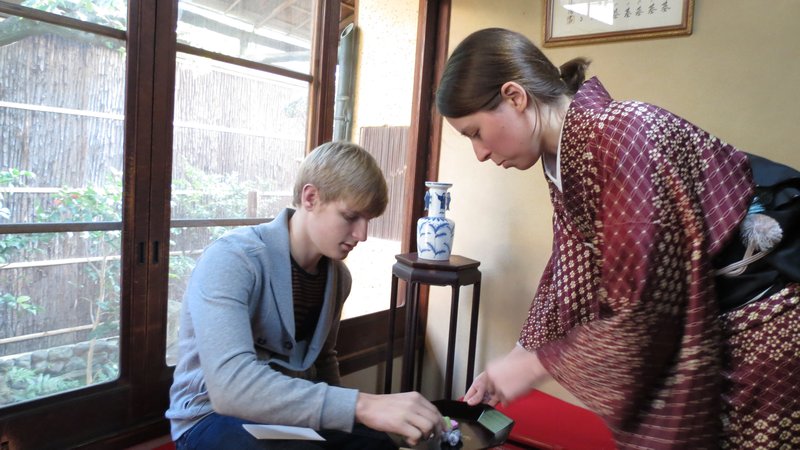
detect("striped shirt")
[291,256,328,342]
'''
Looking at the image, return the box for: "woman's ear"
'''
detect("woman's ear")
[300,184,319,210]
[500,81,529,112]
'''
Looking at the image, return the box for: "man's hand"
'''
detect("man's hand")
[355,391,443,446]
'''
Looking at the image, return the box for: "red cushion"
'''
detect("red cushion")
[494,390,616,450]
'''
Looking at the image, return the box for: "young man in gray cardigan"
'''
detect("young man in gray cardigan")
[166,142,442,449]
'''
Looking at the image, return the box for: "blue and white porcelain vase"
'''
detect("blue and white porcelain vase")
[417,181,455,261]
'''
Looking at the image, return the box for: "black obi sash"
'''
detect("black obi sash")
[713,153,800,313]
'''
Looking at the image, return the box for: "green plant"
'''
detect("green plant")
[4,366,80,402]
[0,294,40,315]
[32,171,124,384]
[0,169,35,222]
[21,0,127,30]
[171,164,256,220]
[0,170,41,325]
[1,163,269,401]
[0,0,128,53]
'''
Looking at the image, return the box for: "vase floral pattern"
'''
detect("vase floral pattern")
[417,181,455,260]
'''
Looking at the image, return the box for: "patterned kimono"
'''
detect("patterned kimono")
[519,78,800,449]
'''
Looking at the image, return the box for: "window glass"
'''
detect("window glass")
[341,238,401,318]
[165,53,308,364]
[177,0,316,74]
[339,0,419,319]
[166,225,237,365]
[0,19,125,407]
[171,53,308,221]
[9,0,127,30]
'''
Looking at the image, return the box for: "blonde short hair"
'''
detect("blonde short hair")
[293,141,388,218]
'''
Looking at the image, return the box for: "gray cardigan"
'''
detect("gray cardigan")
[165,208,359,440]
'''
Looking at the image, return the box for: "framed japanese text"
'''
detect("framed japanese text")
[544,0,694,47]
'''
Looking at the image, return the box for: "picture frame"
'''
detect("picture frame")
[544,0,694,47]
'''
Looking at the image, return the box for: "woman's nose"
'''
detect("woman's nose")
[472,142,491,162]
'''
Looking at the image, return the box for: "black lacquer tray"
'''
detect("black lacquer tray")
[406,400,515,450]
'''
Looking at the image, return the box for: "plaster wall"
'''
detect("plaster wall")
[351,0,419,132]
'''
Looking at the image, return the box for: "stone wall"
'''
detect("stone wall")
[0,337,119,406]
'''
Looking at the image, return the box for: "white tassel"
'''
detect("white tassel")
[740,213,783,252]
[715,213,783,278]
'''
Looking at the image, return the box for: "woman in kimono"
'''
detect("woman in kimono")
[435,28,800,449]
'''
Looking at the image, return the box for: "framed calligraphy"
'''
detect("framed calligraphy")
[544,0,694,47]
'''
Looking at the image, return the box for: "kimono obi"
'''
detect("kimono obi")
[713,153,800,312]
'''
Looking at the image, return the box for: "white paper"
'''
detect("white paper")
[243,424,326,441]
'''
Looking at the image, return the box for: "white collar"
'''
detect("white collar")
[542,121,564,192]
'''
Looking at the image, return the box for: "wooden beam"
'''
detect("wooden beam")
[256,0,298,29]
[306,0,339,149]
[224,0,242,14]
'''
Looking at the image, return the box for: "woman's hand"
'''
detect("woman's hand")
[355,391,443,446]
[464,371,500,406]
[465,345,547,406]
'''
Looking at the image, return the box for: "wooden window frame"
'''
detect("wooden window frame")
[336,0,451,375]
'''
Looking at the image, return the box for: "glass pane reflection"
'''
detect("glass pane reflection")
[0,231,121,407]
[5,0,127,30]
[165,225,238,366]
[171,53,307,221]
[177,0,316,74]
[0,18,125,226]
[0,16,125,407]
